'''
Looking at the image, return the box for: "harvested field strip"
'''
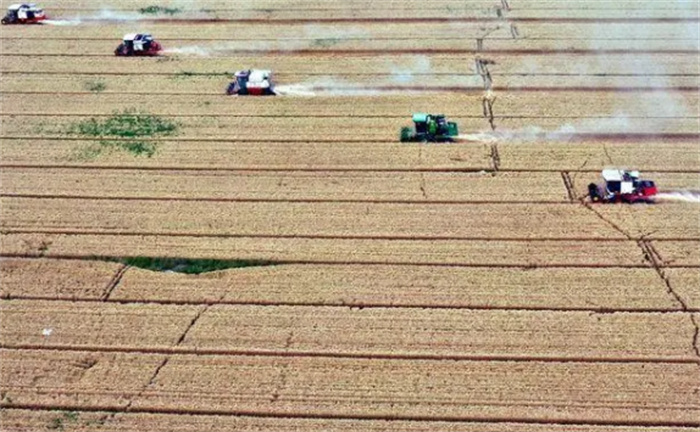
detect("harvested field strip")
[4,410,700,432]
[2,300,697,361]
[30,17,700,23]
[0,258,683,311]
[0,234,666,266]
[2,349,698,425]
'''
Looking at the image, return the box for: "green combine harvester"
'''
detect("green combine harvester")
[400,113,459,143]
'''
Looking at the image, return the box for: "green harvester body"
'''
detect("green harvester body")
[400,113,459,142]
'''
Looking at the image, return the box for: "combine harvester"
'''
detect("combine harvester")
[226,70,276,96]
[1,3,46,24]
[400,113,459,143]
[588,169,658,204]
[115,34,163,56]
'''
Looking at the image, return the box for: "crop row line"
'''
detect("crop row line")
[1,344,697,365]
[4,229,698,243]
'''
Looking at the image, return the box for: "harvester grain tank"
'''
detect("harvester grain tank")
[588,169,658,203]
[226,70,276,96]
[400,113,459,142]
[114,34,163,56]
[2,3,46,24]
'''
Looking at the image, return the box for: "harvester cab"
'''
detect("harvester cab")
[400,113,459,142]
[588,169,658,204]
[115,34,162,56]
[226,70,276,96]
[2,3,46,24]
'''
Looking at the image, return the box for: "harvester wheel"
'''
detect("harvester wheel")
[400,127,413,142]
[1,17,9,24]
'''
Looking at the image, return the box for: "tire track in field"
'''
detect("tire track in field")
[0,344,696,365]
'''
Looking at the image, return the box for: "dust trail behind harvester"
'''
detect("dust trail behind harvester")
[43,19,82,26]
[653,191,700,204]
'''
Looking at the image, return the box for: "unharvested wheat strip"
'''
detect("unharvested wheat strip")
[7,349,696,424]
[0,198,626,240]
[0,258,119,300]
[593,204,700,239]
[2,300,695,360]
[484,39,700,52]
[4,27,698,44]
[570,172,700,199]
[3,117,697,140]
[0,93,484,117]
[2,75,700,94]
[0,169,567,203]
[0,349,165,408]
[499,142,700,172]
[0,234,651,267]
[113,265,679,311]
[488,55,699,76]
[3,38,700,56]
[1,116,489,141]
[3,410,699,432]
[651,241,700,267]
[187,305,696,360]
[0,259,677,310]
[3,54,697,77]
[494,92,699,119]
[496,117,699,135]
[665,269,700,309]
[0,301,201,348]
[1,140,695,173]
[0,139,493,172]
[2,92,697,121]
[29,0,695,12]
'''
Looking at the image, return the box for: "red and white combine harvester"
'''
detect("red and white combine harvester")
[115,34,163,56]
[226,70,276,96]
[2,3,46,24]
[588,169,658,204]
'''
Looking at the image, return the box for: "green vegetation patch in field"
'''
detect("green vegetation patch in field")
[67,109,179,158]
[120,257,274,274]
[139,5,182,15]
[83,80,107,93]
